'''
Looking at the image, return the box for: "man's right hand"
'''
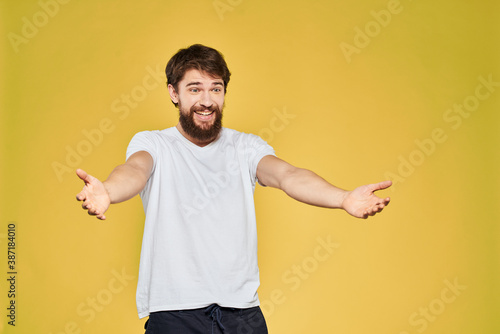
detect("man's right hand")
[76,169,111,220]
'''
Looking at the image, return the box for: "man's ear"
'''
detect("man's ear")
[167,84,179,104]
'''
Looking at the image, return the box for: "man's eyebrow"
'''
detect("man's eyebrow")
[185,81,224,86]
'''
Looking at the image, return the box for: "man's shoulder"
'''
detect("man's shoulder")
[127,128,181,153]
[225,128,272,148]
[221,127,261,142]
[131,127,177,141]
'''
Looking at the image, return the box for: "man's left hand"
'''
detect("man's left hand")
[341,181,392,219]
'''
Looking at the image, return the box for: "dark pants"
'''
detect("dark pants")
[144,304,268,334]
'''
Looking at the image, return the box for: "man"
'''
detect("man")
[76,44,391,333]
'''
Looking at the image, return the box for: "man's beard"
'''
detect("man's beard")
[178,103,223,142]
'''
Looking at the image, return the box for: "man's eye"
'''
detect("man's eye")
[213,88,222,92]
[190,88,199,93]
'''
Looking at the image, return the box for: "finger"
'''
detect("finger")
[370,194,391,211]
[369,180,392,192]
[76,169,93,184]
[84,200,99,214]
[76,192,86,201]
[88,205,101,215]
[365,203,384,217]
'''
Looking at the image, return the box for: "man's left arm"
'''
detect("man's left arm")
[256,155,391,219]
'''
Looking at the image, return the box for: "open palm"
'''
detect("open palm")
[342,181,392,219]
[76,169,111,220]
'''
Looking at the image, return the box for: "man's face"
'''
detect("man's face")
[169,69,225,143]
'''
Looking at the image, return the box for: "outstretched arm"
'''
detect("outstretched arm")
[256,155,391,219]
[76,151,154,220]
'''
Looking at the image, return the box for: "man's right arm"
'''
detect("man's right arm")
[76,151,154,220]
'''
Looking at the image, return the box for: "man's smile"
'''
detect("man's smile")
[194,110,214,116]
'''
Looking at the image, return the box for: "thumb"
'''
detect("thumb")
[369,180,392,193]
[76,169,93,184]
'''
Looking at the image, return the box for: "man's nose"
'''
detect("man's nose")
[199,91,213,107]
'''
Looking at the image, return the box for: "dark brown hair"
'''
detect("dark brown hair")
[165,44,231,106]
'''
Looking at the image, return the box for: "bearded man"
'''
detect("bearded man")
[76,44,391,333]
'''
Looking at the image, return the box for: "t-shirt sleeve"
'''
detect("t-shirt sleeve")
[245,133,276,185]
[126,131,158,171]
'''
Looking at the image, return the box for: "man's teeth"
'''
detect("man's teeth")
[195,111,213,116]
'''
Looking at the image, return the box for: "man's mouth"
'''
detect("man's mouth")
[194,110,214,116]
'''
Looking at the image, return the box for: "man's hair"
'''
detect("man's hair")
[165,44,231,106]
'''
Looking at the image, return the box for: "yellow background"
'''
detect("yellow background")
[1,0,499,333]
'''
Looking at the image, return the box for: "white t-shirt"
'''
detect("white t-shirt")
[126,127,275,318]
